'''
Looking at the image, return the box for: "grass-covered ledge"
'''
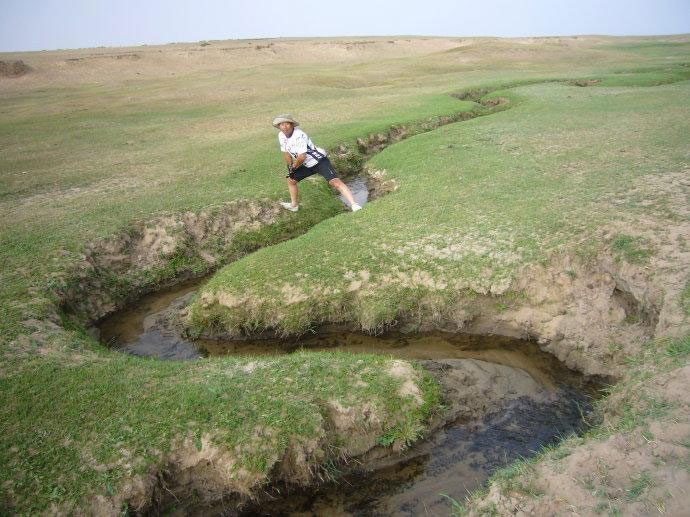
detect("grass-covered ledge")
[0,349,440,513]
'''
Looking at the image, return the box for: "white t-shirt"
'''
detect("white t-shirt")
[278,128,320,168]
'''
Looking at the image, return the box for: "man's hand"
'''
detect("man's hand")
[292,153,307,169]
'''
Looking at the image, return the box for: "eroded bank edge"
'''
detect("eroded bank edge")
[48,80,524,331]
[12,75,686,514]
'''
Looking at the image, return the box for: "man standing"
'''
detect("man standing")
[273,114,361,212]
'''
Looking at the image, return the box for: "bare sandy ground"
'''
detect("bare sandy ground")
[1,37,461,87]
[5,34,686,89]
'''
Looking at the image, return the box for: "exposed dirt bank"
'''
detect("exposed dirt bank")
[54,199,281,326]
[188,243,664,379]
[0,60,31,78]
[235,358,595,516]
[464,249,660,379]
[467,344,690,517]
[84,357,431,514]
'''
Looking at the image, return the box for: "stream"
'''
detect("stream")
[98,274,600,516]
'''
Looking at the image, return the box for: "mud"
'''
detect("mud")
[98,282,201,359]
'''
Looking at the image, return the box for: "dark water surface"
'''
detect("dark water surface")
[239,389,589,516]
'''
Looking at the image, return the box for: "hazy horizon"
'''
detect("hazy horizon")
[3,32,690,55]
[2,0,689,53]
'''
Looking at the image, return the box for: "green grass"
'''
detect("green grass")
[0,350,434,513]
[191,73,690,335]
[664,334,690,360]
[625,471,653,501]
[597,69,690,87]
[600,40,690,59]
[2,36,690,513]
[611,234,654,264]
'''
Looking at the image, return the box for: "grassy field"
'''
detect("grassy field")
[1,35,689,514]
[189,75,690,335]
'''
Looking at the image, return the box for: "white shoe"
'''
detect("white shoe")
[280,201,298,212]
[351,203,362,212]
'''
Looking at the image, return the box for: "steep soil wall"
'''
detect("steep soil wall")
[54,199,281,325]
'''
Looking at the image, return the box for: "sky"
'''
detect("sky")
[1,0,689,52]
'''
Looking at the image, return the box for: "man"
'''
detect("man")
[272,114,361,212]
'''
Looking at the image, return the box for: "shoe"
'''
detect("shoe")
[351,203,362,212]
[280,201,298,212]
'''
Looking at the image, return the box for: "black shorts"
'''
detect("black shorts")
[289,157,338,182]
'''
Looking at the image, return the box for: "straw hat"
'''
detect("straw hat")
[272,114,299,128]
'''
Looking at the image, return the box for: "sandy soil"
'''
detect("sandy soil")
[0,37,464,90]
[6,34,685,91]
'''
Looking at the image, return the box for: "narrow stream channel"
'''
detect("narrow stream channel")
[76,90,610,514]
[98,273,600,516]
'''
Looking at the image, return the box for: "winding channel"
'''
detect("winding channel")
[89,84,608,514]
[98,270,600,515]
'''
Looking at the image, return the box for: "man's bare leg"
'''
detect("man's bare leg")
[287,177,299,207]
[328,178,357,207]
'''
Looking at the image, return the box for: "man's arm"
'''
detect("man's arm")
[284,152,307,169]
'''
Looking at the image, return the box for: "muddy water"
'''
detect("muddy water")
[100,285,576,391]
[100,281,598,516]
[240,387,589,516]
[98,280,202,360]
